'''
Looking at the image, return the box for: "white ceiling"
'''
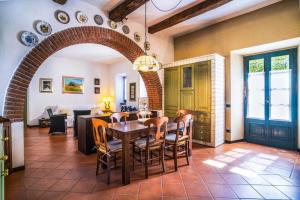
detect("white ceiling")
[83,0,282,37]
[53,44,126,65]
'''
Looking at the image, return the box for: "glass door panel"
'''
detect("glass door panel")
[247,58,265,119]
[270,55,291,121]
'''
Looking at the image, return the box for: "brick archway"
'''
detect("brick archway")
[4,26,162,122]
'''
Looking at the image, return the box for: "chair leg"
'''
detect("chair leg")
[161,146,165,173]
[145,150,149,179]
[132,144,135,170]
[185,141,189,165]
[140,149,142,166]
[114,153,117,168]
[173,145,178,171]
[107,155,111,184]
[150,151,153,165]
[96,152,100,175]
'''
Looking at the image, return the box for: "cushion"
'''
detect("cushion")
[135,137,154,148]
[107,139,122,152]
[165,133,189,142]
[91,107,103,115]
[58,108,72,116]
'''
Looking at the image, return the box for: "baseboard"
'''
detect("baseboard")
[225,139,244,144]
[12,165,25,172]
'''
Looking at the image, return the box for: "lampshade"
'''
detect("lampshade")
[133,54,160,72]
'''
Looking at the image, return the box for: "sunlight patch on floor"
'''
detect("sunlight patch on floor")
[203,159,227,168]
[230,166,258,178]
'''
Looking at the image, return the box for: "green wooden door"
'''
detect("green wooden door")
[0,123,4,200]
[193,61,211,142]
[164,67,180,117]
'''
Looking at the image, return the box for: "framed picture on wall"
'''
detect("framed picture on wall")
[39,78,53,93]
[129,82,136,101]
[138,97,149,110]
[94,78,100,85]
[94,87,100,94]
[62,76,84,94]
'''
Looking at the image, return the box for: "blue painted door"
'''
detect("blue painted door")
[244,48,297,150]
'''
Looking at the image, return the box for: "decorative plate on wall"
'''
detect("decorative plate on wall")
[76,11,88,24]
[35,20,52,36]
[134,32,141,42]
[94,15,103,25]
[122,25,130,34]
[144,41,150,51]
[20,31,39,47]
[55,10,70,24]
[108,20,117,29]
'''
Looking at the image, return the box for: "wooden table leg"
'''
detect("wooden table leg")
[189,122,193,156]
[122,133,130,185]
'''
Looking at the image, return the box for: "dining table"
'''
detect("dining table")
[108,119,192,185]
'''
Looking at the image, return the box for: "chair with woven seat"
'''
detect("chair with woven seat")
[136,111,152,119]
[177,109,193,117]
[165,114,192,171]
[110,112,129,123]
[91,118,122,184]
[132,117,168,178]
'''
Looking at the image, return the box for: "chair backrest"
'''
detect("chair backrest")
[110,112,129,123]
[136,111,152,119]
[47,108,53,117]
[91,118,109,153]
[144,117,169,141]
[175,114,192,137]
[176,109,193,117]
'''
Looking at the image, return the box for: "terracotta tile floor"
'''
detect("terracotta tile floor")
[6,127,300,200]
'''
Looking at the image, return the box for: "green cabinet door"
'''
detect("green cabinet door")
[164,67,180,117]
[193,61,211,142]
[180,90,194,110]
[180,64,194,110]
[180,64,194,90]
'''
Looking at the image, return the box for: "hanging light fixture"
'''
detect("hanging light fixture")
[133,0,160,72]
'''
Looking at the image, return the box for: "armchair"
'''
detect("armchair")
[47,108,67,135]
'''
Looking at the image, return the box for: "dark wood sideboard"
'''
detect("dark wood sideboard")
[77,111,159,154]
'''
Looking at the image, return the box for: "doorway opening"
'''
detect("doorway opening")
[244,48,297,150]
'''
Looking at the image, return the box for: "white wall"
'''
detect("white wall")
[0,0,174,168]
[27,56,110,125]
[108,59,147,112]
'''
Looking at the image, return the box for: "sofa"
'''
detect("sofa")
[28,105,103,127]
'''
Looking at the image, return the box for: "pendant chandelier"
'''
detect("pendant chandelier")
[133,0,159,72]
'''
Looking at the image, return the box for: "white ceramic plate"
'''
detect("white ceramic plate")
[76,11,88,24]
[35,20,52,36]
[55,10,70,24]
[20,31,39,47]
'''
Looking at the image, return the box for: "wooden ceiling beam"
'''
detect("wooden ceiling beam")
[148,0,232,34]
[109,0,149,22]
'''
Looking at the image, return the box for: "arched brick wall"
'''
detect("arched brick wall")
[4,26,162,122]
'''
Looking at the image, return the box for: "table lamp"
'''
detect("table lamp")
[103,96,112,112]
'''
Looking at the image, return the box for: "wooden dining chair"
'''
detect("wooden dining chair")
[176,109,193,117]
[136,111,152,119]
[165,114,192,171]
[110,112,129,123]
[91,118,122,184]
[132,117,168,178]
